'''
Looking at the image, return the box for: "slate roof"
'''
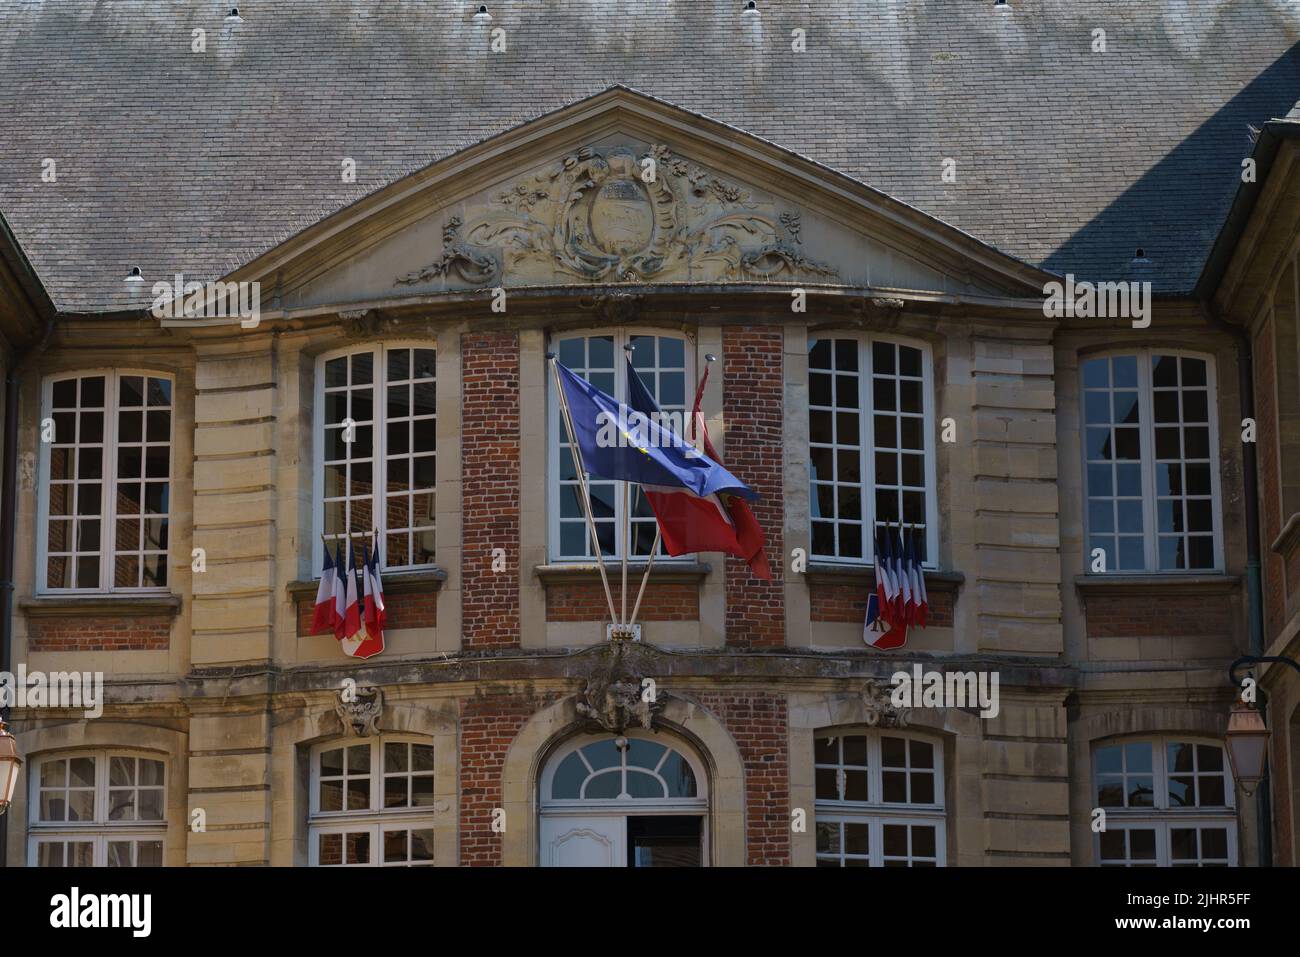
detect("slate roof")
[1,0,1298,314]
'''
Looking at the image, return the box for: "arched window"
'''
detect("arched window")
[538,733,710,867]
[314,344,437,572]
[807,336,937,565]
[1091,736,1236,866]
[813,729,945,866]
[38,371,174,592]
[1080,351,1222,572]
[27,750,167,866]
[308,736,436,866]
[542,735,704,805]
[548,331,692,561]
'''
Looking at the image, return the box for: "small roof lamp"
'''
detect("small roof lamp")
[1224,697,1270,798]
[0,721,22,815]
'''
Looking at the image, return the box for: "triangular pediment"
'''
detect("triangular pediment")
[231,88,1051,313]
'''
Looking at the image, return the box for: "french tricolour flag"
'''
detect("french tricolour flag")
[341,544,385,660]
[311,546,337,634]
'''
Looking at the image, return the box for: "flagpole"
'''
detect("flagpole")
[620,344,636,626]
[548,354,620,627]
[628,526,661,628]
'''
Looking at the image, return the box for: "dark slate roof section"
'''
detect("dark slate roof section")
[1,1,1298,314]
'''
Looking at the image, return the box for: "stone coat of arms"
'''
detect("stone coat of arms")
[397,144,837,288]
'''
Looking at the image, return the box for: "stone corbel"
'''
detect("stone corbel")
[861,677,909,728]
[575,640,666,735]
[335,684,384,737]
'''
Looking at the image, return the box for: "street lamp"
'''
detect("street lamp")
[1225,655,1300,797]
[0,720,21,815]
[1224,697,1270,797]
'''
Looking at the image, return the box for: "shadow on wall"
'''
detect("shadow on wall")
[1042,41,1300,293]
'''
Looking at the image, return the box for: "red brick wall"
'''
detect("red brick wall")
[296,590,437,636]
[459,693,553,866]
[722,326,785,648]
[461,332,521,649]
[810,581,954,626]
[1255,319,1286,640]
[27,615,170,651]
[1083,593,1233,638]
[545,581,699,621]
[698,691,789,865]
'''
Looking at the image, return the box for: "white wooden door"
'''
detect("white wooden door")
[539,815,626,867]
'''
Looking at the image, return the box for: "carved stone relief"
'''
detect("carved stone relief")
[397,144,838,289]
[575,640,666,735]
[336,685,384,737]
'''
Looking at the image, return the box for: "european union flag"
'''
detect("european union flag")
[553,359,758,502]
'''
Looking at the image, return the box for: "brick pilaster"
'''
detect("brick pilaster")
[699,691,790,865]
[460,332,521,649]
[722,326,785,647]
[458,693,545,866]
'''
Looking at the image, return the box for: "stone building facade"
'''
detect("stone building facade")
[0,2,1298,868]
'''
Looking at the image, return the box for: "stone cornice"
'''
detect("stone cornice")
[18,594,182,618]
[533,561,711,586]
[803,563,965,594]
[285,566,448,601]
[1073,574,1241,598]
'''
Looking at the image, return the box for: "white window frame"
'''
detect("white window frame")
[1090,736,1237,867]
[1080,350,1224,574]
[539,731,710,816]
[312,342,437,575]
[307,736,437,867]
[27,750,167,867]
[547,329,695,563]
[36,369,174,594]
[807,334,939,568]
[813,728,946,867]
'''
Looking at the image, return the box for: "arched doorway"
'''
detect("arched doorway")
[538,731,708,867]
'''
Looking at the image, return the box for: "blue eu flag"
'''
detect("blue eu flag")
[553,359,758,502]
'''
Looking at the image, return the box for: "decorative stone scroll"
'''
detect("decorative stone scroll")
[397,144,838,288]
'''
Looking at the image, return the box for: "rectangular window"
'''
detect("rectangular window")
[29,752,167,867]
[1082,353,1221,572]
[309,737,437,867]
[316,345,436,571]
[808,337,936,565]
[41,372,172,592]
[549,332,689,561]
[1092,738,1236,866]
[813,731,945,867]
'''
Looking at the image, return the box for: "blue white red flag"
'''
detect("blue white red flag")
[311,546,337,635]
[553,359,757,502]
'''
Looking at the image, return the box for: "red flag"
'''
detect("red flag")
[625,358,771,579]
[687,365,771,580]
[311,546,338,634]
